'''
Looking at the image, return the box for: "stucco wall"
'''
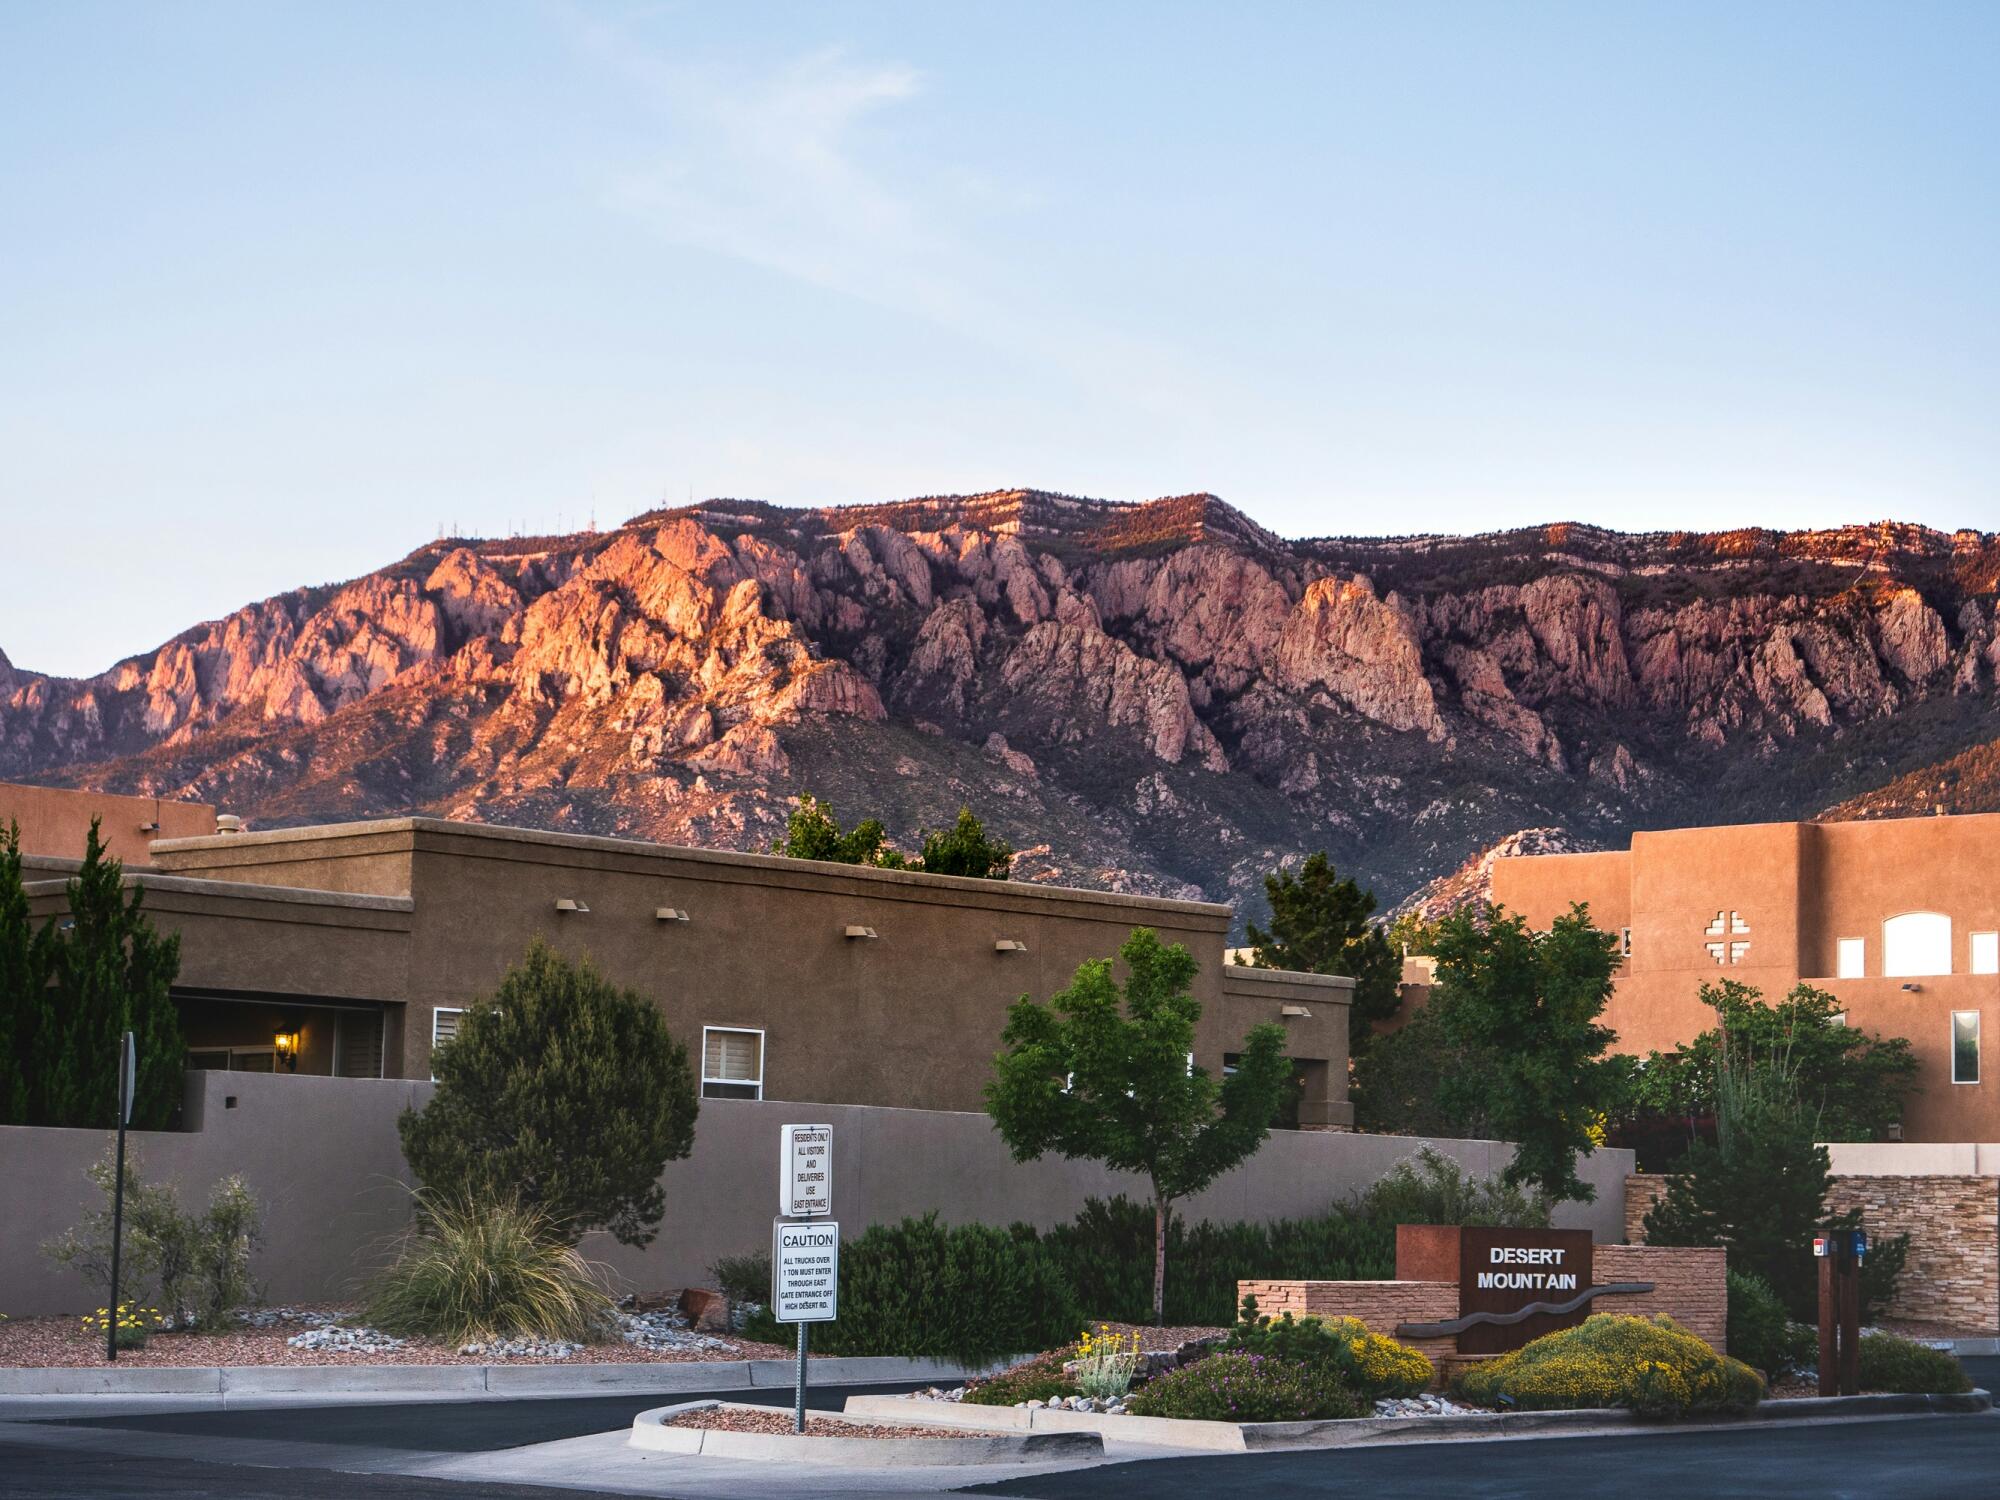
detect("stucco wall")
[0,781,216,865]
[0,1071,1632,1316]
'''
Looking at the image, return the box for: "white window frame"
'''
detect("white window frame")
[1619,928,1632,958]
[430,1007,465,1082]
[1883,912,1953,978]
[701,1025,765,1100]
[1836,938,1865,979]
[1972,932,1999,976]
[1951,1011,1981,1086]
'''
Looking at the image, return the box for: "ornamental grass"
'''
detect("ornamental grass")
[365,1194,613,1346]
[1449,1313,1763,1419]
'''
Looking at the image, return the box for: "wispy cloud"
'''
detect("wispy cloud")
[564,13,1228,420]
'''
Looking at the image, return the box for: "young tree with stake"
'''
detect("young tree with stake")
[985,927,1290,1324]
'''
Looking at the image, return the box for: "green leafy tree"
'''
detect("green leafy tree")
[1245,852,1402,1052]
[1429,903,1622,1204]
[985,926,1291,1324]
[399,940,699,1247]
[1350,1004,1497,1138]
[915,807,1013,880]
[38,821,183,1129]
[0,821,53,1125]
[771,794,905,868]
[1627,980,1919,1146]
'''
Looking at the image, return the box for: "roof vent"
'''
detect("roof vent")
[215,814,244,835]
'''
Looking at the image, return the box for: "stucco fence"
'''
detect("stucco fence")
[1625,1157,2000,1331]
[2,1070,1632,1318]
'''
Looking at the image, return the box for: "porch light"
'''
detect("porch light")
[273,1031,300,1072]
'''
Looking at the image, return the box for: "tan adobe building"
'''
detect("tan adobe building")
[1491,813,2000,1142]
[1,780,222,863]
[16,810,1354,1128]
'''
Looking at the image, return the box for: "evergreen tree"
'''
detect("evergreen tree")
[986,927,1291,1324]
[915,807,1012,880]
[771,794,905,868]
[1429,902,1622,1204]
[399,939,699,1246]
[40,821,183,1129]
[1244,852,1402,1053]
[0,821,52,1125]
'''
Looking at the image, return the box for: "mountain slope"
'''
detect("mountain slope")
[5,491,1998,923]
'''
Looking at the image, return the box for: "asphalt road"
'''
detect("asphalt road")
[972,1412,2000,1500]
[47,1379,929,1452]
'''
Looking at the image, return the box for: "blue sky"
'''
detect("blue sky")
[3,1,1996,678]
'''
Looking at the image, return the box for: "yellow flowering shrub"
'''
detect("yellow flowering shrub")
[1450,1314,1763,1419]
[1230,1300,1433,1399]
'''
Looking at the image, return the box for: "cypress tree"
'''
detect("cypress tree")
[0,821,51,1125]
[42,820,184,1129]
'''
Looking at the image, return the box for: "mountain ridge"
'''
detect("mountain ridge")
[5,490,1998,926]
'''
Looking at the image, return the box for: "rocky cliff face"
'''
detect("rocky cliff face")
[6,493,1997,923]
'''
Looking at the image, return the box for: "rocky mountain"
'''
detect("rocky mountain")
[5,492,1999,928]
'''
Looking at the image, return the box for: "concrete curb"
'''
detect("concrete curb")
[0,1355,984,1399]
[841,1386,1995,1451]
[628,1399,1102,1465]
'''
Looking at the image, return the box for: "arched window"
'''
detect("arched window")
[1882,912,1953,978]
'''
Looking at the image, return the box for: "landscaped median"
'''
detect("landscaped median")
[627,1399,1103,1465]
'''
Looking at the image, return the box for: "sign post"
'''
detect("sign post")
[107,1030,136,1363]
[773,1124,835,1433]
[1815,1229,1866,1397]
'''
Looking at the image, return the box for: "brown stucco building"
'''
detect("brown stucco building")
[17,810,1354,1127]
[1492,813,2000,1142]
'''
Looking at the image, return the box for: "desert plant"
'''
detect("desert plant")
[366,1194,613,1345]
[1356,1146,1552,1228]
[43,1148,262,1330]
[1856,1332,1971,1394]
[1449,1313,1764,1418]
[399,939,698,1247]
[1228,1297,1431,1399]
[987,927,1292,1323]
[1071,1324,1143,1400]
[80,1302,163,1351]
[1125,1350,1363,1421]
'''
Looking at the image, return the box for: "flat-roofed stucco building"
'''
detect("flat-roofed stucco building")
[1492,813,2000,1142]
[1,779,221,863]
[16,812,1354,1128]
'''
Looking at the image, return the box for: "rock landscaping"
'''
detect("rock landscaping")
[663,1408,973,1439]
[0,1294,793,1368]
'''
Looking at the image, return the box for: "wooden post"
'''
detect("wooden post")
[1816,1253,1836,1398]
[1837,1243,1862,1397]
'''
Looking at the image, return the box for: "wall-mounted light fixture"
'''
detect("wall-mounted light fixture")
[273,1031,300,1072]
[1280,1003,1313,1018]
[655,907,690,923]
[843,925,879,940]
[994,939,1027,953]
[1900,982,1923,993]
[138,821,159,834]
[555,898,591,914]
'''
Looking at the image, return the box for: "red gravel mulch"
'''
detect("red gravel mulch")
[0,1305,796,1368]
[665,1406,971,1438]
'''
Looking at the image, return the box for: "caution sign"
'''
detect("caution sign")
[772,1219,839,1323]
